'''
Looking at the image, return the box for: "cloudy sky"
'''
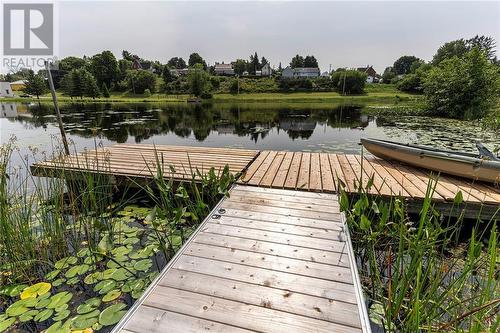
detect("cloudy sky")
[59,1,499,72]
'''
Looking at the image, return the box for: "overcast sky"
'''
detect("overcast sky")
[59,1,500,73]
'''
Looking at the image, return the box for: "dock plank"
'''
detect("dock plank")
[114,185,368,333]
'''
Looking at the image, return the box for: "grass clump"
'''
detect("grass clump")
[340,178,499,332]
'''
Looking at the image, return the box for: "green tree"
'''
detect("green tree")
[261,57,268,67]
[167,57,187,69]
[23,73,48,99]
[304,55,318,68]
[188,53,207,69]
[432,39,468,65]
[382,66,396,83]
[248,52,260,74]
[233,59,247,75]
[331,70,367,94]
[143,88,151,97]
[162,66,175,84]
[101,82,110,98]
[290,55,305,68]
[117,59,133,82]
[393,56,422,75]
[467,35,496,61]
[90,50,119,87]
[83,72,101,99]
[423,48,500,119]
[126,70,157,94]
[396,74,422,93]
[187,64,211,97]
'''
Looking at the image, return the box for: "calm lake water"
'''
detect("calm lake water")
[1,101,498,167]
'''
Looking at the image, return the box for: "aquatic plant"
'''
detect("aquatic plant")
[0,140,234,332]
[340,178,499,332]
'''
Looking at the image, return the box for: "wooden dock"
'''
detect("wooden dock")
[113,185,370,333]
[31,144,499,332]
[239,151,500,218]
[31,144,259,182]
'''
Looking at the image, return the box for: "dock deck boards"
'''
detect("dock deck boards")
[31,144,259,181]
[238,151,500,206]
[113,185,370,333]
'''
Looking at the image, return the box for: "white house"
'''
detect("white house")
[261,63,271,76]
[0,82,14,98]
[0,103,17,118]
[214,63,234,76]
[282,66,320,78]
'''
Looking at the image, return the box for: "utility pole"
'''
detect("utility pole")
[45,61,70,155]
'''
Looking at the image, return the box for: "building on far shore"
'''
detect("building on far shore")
[9,80,27,91]
[261,63,271,76]
[282,66,320,78]
[214,63,234,76]
[357,66,378,83]
[0,82,14,97]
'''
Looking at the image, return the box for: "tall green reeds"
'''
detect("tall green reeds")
[340,177,499,332]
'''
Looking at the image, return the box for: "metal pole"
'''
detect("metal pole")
[45,61,70,155]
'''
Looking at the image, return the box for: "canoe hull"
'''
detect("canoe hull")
[361,139,500,184]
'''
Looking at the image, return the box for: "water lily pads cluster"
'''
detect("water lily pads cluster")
[0,211,162,333]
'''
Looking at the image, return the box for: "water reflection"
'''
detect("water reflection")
[14,102,372,145]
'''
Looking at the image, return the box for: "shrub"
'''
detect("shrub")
[423,48,500,119]
[126,70,156,94]
[229,79,239,94]
[143,88,151,97]
[277,78,313,91]
[331,70,367,94]
[396,74,423,93]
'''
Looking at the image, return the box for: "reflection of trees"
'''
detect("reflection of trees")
[17,102,372,144]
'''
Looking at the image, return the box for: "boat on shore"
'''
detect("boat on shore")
[361,138,500,184]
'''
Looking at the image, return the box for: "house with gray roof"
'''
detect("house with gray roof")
[281,66,320,78]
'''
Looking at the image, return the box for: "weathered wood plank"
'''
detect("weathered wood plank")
[161,269,362,328]
[283,152,302,189]
[143,286,361,333]
[320,153,336,192]
[272,151,294,188]
[297,152,311,190]
[260,151,286,187]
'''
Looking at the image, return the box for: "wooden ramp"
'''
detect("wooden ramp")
[113,185,370,333]
[239,151,500,217]
[31,144,259,181]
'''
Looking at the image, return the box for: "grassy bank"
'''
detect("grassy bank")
[2,84,422,105]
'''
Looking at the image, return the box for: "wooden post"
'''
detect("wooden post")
[45,60,70,155]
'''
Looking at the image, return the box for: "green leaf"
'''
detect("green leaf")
[18,309,39,322]
[65,264,90,278]
[46,321,70,333]
[134,259,152,272]
[77,298,101,314]
[0,317,16,332]
[54,256,78,269]
[45,269,61,281]
[360,214,371,231]
[102,289,121,302]
[35,297,51,309]
[454,191,463,205]
[99,303,127,326]
[34,308,54,322]
[20,282,51,299]
[47,291,73,309]
[94,280,116,294]
[97,235,113,254]
[53,309,70,321]
[6,302,29,316]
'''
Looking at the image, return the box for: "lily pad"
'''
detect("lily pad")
[99,303,127,326]
[47,291,73,309]
[122,279,144,293]
[110,268,129,281]
[71,310,100,330]
[53,278,65,287]
[6,302,29,316]
[94,280,116,294]
[46,321,70,333]
[53,309,70,321]
[102,289,121,302]
[36,297,51,309]
[34,308,54,322]
[55,256,78,269]
[77,298,101,314]
[0,284,28,297]
[134,259,152,272]
[19,309,39,322]
[20,282,51,299]
[45,269,61,280]
[0,317,16,332]
[66,264,90,278]
[84,272,103,285]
